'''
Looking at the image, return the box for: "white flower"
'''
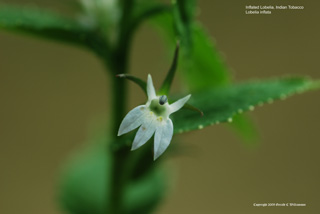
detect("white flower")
[118,74,191,160]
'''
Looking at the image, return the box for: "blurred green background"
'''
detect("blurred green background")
[0,0,319,213]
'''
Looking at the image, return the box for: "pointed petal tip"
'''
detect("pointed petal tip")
[117,129,123,136]
[153,149,166,160]
[147,74,157,100]
[169,94,192,114]
[153,150,162,161]
[147,74,153,85]
[182,94,192,105]
[117,125,129,137]
[181,94,192,103]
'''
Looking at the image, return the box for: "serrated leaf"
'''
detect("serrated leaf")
[0,5,97,47]
[59,142,166,214]
[172,77,319,134]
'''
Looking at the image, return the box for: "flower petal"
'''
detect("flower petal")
[147,74,157,101]
[131,114,157,150]
[118,105,147,136]
[169,94,191,114]
[154,119,173,160]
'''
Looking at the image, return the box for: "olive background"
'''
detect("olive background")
[0,0,319,214]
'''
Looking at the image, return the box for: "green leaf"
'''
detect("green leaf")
[181,23,231,90]
[172,0,193,49]
[183,103,204,116]
[228,114,259,145]
[172,77,320,134]
[116,74,147,95]
[176,0,196,22]
[159,41,180,95]
[0,5,103,49]
[153,0,230,89]
[151,12,230,89]
[151,7,260,142]
[59,142,166,214]
[151,6,261,142]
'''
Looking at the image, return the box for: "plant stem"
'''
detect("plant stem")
[110,61,128,136]
[107,1,135,213]
[107,53,129,214]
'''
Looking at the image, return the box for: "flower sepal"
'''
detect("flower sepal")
[116,74,202,116]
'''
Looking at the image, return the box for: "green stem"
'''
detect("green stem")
[107,1,135,213]
[110,61,128,136]
[107,55,129,214]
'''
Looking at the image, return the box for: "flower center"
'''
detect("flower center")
[149,98,168,117]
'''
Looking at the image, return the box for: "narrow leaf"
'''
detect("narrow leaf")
[159,41,180,95]
[183,103,204,116]
[172,77,320,134]
[116,74,147,94]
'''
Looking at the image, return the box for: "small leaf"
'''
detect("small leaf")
[172,77,320,134]
[116,74,147,94]
[159,41,180,95]
[183,103,204,117]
